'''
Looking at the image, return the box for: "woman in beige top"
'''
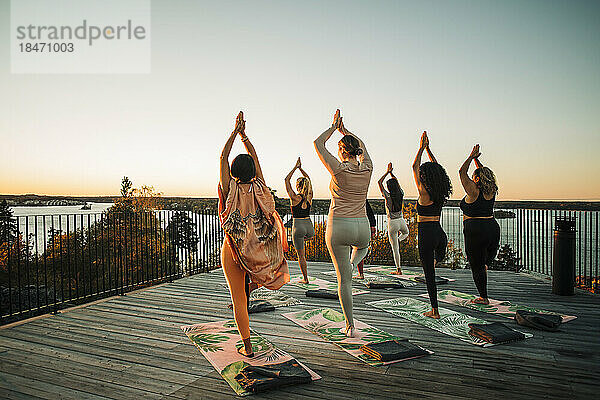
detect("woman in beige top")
[314,109,373,337]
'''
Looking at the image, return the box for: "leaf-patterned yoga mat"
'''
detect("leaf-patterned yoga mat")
[367,297,533,347]
[181,319,320,396]
[282,308,432,366]
[321,270,418,287]
[289,275,369,295]
[249,286,302,308]
[428,290,577,323]
[363,265,455,282]
[360,273,417,288]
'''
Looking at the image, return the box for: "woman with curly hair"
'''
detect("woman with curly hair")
[285,157,314,284]
[412,131,452,319]
[459,144,500,305]
[378,162,409,275]
[219,111,289,357]
[314,109,372,337]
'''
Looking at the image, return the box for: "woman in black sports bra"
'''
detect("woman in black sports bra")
[459,144,500,305]
[285,157,315,284]
[412,131,452,319]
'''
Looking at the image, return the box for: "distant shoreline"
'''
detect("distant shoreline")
[2,193,599,212]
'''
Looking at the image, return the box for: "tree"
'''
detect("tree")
[168,211,199,251]
[167,211,199,274]
[0,200,18,244]
[0,200,32,289]
[131,185,162,212]
[110,178,162,215]
[121,176,133,197]
[110,177,135,215]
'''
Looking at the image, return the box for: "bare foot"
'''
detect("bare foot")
[237,337,254,357]
[423,309,440,319]
[390,270,403,275]
[237,346,254,358]
[299,278,309,284]
[353,274,364,280]
[471,297,489,305]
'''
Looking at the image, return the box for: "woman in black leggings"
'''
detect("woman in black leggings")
[412,132,452,319]
[459,144,500,305]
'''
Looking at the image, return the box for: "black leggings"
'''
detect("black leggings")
[418,221,447,309]
[463,218,500,299]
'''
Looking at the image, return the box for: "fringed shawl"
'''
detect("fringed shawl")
[218,177,289,290]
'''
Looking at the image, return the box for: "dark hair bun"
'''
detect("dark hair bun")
[339,135,362,157]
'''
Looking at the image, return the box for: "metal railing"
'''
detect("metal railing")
[282,203,599,294]
[2,202,598,325]
[0,209,224,325]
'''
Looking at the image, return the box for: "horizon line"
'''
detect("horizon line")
[2,193,600,203]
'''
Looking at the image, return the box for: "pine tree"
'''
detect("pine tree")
[0,200,18,243]
[167,211,199,252]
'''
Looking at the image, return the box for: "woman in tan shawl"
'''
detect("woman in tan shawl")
[219,111,289,357]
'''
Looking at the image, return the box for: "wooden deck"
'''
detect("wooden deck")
[0,262,598,399]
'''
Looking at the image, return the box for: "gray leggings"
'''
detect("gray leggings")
[325,216,371,329]
[292,218,315,255]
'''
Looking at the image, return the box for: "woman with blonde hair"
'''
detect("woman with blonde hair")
[219,111,289,357]
[314,109,372,337]
[285,157,314,284]
[459,144,500,305]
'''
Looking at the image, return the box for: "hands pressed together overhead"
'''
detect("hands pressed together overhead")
[470,144,481,159]
[332,109,349,134]
[234,111,246,138]
[420,131,429,150]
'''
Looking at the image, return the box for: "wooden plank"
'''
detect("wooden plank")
[0,260,598,400]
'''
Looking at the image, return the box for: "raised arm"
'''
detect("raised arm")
[298,165,310,179]
[378,162,392,195]
[474,156,483,170]
[220,113,244,198]
[425,142,438,164]
[459,145,481,200]
[285,158,301,201]
[412,132,429,197]
[314,111,343,175]
[239,132,264,182]
[297,163,313,203]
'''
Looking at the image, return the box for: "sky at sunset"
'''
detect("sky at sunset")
[1,0,599,200]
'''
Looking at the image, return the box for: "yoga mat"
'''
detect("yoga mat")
[289,275,369,295]
[181,319,320,396]
[367,297,532,347]
[363,265,455,283]
[220,286,301,311]
[250,287,302,308]
[282,308,432,366]
[361,273,417,288]
[429,290,577,323]
[321,270,418,287]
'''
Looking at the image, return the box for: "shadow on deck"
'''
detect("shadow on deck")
[0,262,598,399]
